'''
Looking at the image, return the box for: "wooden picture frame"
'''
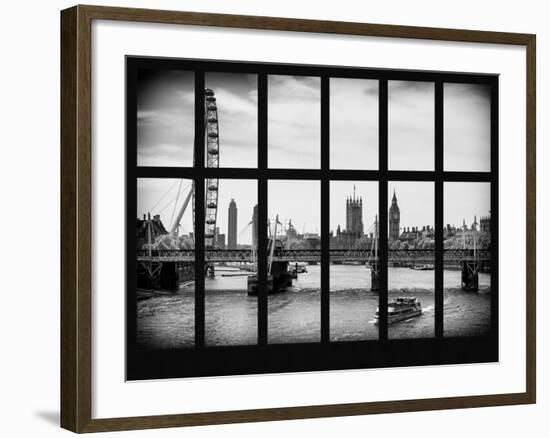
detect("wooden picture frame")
[61,4,536,433]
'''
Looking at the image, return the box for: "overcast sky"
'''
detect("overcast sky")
[137,178,194,234]
[268,75,321,169]
[388,80,435,171]
[268,180,321,235]
[444,182,491,228]
[330,78,378,169]
[137,69,195,167]
[137,73,491,173]
[137,70,258,168]
[206,72,257,167]
[388,181,434,230]
[444,83,491,172]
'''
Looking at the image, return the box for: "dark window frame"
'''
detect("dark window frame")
[126,56,499,380]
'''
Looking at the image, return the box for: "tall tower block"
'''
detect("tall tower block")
[228,199,238,249]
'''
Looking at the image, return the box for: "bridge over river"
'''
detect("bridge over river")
[137,248,490,293]
[137,248,490,264]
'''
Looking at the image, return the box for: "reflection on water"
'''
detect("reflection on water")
[268,288,321,344]
[137,293,194,350]
[205,288,257,346]
[136,265,491,349]
[444,287,491,337]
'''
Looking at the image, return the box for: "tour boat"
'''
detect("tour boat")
[374,297,422,324]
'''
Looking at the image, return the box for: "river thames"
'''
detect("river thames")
[136,265,491,349]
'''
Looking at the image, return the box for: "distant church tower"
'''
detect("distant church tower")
[228,199,237,249]
[389,190,400,241]
[346,185,364,238]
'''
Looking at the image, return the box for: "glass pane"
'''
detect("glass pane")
[388,81,435,171]
[268,75,320,169]
[136,178,195,349]
[444,83,491,172]
[137,70,194,167]
[330,78,378,169]
[205,179,258,346]
[388,181,435,339]
[205,73,257,168]
[330,181,379,341]
[267,180,321,343]
[444,182,492,337]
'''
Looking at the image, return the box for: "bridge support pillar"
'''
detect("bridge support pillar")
[461,261,480,292]
[206,264,215,279]
[137,262,179,291]
[270,261,293,293]
[370,263,379,292]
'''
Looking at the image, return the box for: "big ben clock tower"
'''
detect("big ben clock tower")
[389,190,400,242]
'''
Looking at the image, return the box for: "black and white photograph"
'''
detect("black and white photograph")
[127,58,498,380]
[50,4,537,433]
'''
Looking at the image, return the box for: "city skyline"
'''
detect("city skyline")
[137,178,490,246]
[137,178,258,246]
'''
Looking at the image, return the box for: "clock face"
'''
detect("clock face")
[393,213,399,220]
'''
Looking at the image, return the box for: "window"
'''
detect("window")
[127,58,498,380]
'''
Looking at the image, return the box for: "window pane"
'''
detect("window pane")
[388,81,434,171]
[205,179,258,346]
[388,182,435,339]
[136,178,195,349]
[330,78,378,169]
[444,83,491,172]
[330,181,379,341]
[268,75,320,169]
[205,73,257,168]
[267,180,321,343]
[444,182,492,337]
[137,70,194,167]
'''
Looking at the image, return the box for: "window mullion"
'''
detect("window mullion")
[435,80,444,339]
[257,73,268,346]
[378,79,389,342]
[194,71,205,349]
[321,75,330,343]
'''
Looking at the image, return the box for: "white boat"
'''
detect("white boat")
[375,297,422,324]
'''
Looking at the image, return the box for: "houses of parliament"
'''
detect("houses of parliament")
[331,188,490,248]
[331,188,401,246]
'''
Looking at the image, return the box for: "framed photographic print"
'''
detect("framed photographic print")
[61,4,536,433]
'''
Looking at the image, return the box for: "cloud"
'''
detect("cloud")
[207,75,258,167]
[268,75,321,168]
[330,78,379,169]
[444,83,491,171]
[137,70,195,167]
[388,80,435,170]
